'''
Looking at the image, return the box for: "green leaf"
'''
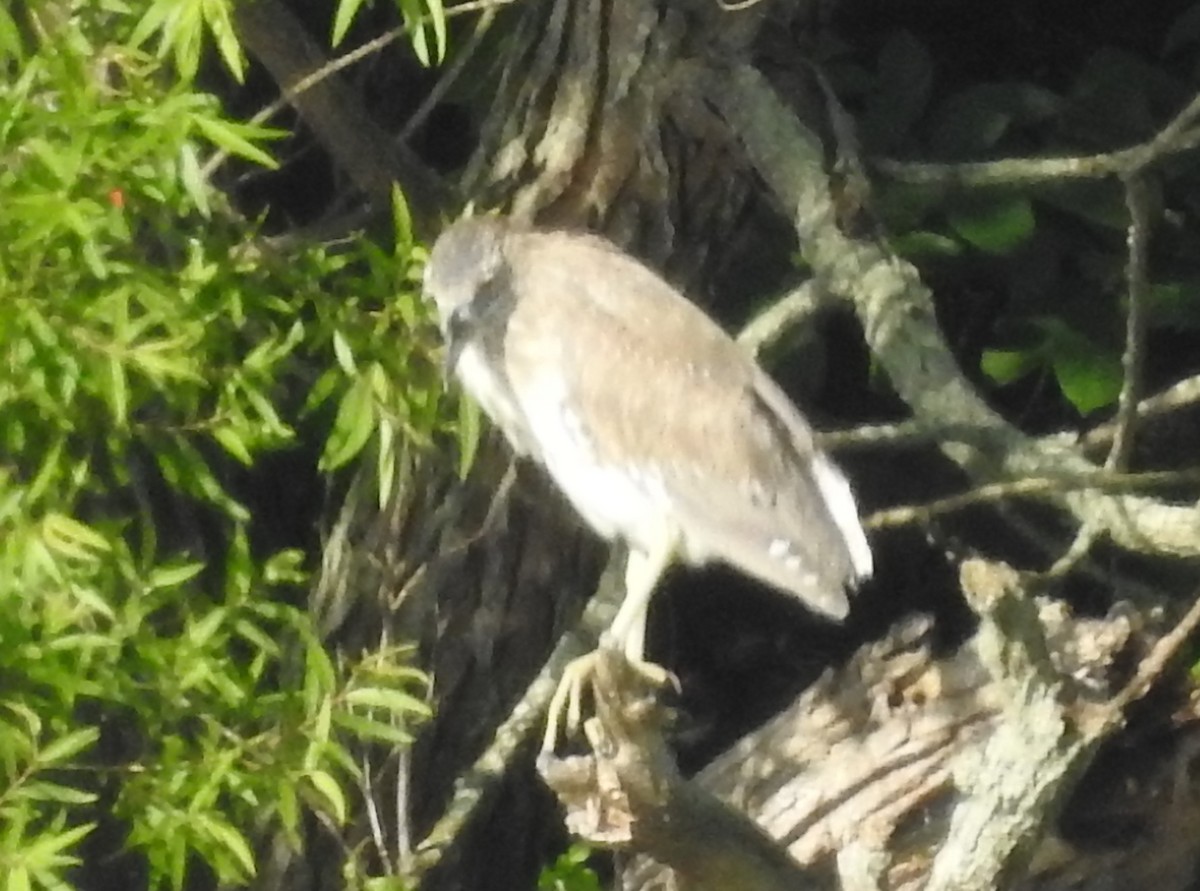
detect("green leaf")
[304,770,347,824]
[891,230,962,260]
[332,0,371,46]
[427,0,447,66]
[391,183,414,253]
[862,31,933,152]
[149,561,205,589]
[928,83,1056,159]
[377,417,397,508]
[179,142,212,218]
[345,686,431,718]
[39,727,100,765]
[14,781,98,805]
[399,0,445,66]
[320,374,377,470]
[0,5,25,63]
[332,712,415,746]
[41,514,111,560]
[1033,318,1123,414]
[201,0,246,81]
[191,115,280,169]
[332,330,357,374]
[946,194,1035,255]
[197,816,256,878]
[980,348,1037,385]
[456,396,481,480]
[5,866,30,891]
[213,426,254,466]
[1052,349,1123,414]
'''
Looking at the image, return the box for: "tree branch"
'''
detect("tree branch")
[701,63,1200,560]
[232,0,450,234]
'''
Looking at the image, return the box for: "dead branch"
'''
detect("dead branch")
[538,649,823,891]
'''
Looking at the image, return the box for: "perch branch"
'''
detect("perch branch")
[538,650,822,891]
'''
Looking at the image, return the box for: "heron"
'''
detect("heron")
[422,215,872,753]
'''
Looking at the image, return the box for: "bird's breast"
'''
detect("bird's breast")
[454,342,535,455]
[517,372,674,550]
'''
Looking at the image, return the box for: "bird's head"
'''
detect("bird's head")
[423,216,510,373]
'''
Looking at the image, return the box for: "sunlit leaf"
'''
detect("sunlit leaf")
[980,348,1037,385]
[191,115,280,169]
[304,769,347,824]
[345,686,431,718]
[39,727,100,765]
[320,374,377,470]
[947,194,1035,254]
[332,0,371,47]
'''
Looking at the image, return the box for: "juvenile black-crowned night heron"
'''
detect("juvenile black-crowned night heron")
[423,216,873,753]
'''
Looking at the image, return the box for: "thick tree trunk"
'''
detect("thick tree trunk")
[306,3,769,889]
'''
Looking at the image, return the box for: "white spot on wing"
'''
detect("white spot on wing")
[768,538,790,560]
[811,453,873,580]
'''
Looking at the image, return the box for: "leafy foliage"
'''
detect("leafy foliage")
[538,844,602,891]
[0,4,451,888]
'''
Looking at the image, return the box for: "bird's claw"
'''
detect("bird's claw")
[540,648,676,755]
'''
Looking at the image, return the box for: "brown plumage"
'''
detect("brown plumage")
[423,215,872,750]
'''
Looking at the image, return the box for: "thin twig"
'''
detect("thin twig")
[397,5,500,144]
[361,749,394,874]
[865,467,1200,530]
[1106,174,1154,470]
[877,89,1200,189]
[1081,372,1200,449]
[204,0,522,181]
[737,280,828,356]
[1105,592,1200,719]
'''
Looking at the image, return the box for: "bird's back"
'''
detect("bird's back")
[494,228,871,618]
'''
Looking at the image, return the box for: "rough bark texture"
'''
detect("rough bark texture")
[282,3,778,889]
[234,1,1200,889]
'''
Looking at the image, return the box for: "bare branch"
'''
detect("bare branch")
[865,468,1200,530]
[231,0,450,232]
[538,650,822,891]
[737,280,829,356]
[1080,372,1200,449]
[1106,175,1155,470]
[700,63,1200,560]
[877,88,1200,188]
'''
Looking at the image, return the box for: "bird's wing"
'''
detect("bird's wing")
[502,231,869,617]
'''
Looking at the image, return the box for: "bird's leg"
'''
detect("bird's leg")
[605,541,675,686]
[541,534,677,755]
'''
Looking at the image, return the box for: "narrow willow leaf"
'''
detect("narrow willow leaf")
[345,686,431,718]
[38,727,100,765]
[305,769,347,824]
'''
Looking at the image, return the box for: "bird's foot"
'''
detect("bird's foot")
[540,647,676,755]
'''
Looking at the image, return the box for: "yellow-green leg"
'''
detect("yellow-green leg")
[541,531,677,754]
